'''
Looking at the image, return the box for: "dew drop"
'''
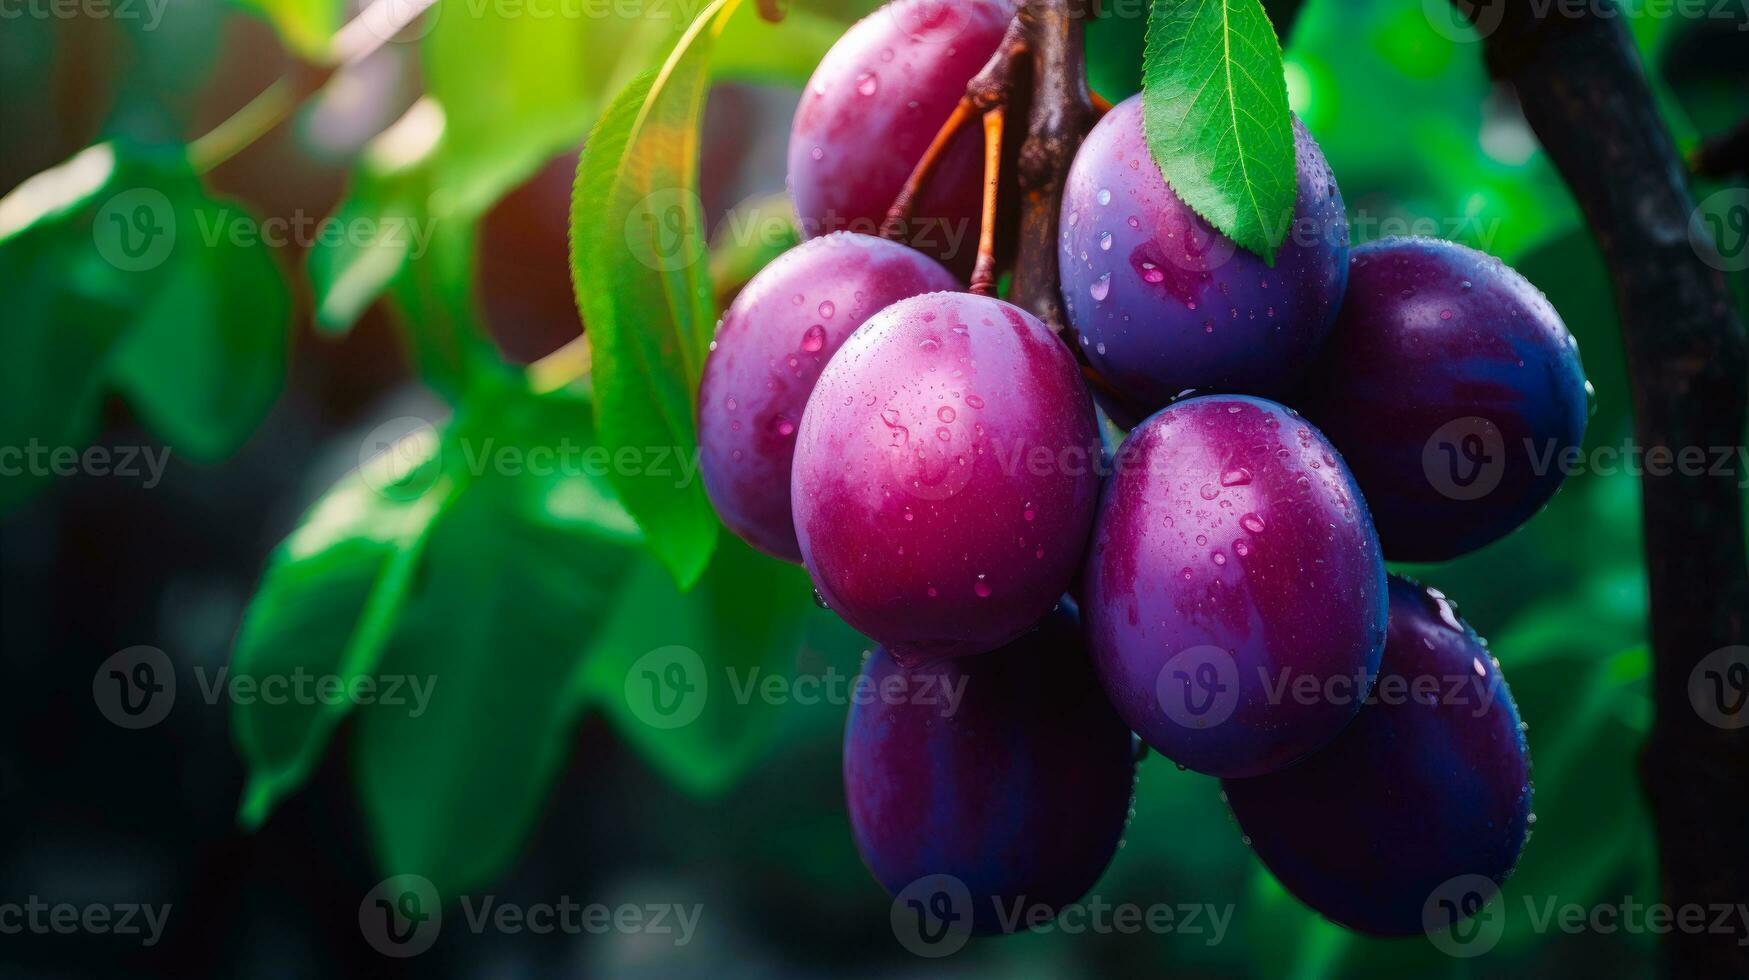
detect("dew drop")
[1096,188,1112,206]
[974,579,993,598]
[1098,231,1113,251]
[809,145,824,161]
[1220,467,1253,487]
[965,393,985,409]
[801,324,826,352]
[937,406,956,423]
[818,300,835,319]
[1241,513,1265,533]
[1089,273,1112,301]
[855,72,878,96]
[772,416,795,437]
[1199,484,1220,501]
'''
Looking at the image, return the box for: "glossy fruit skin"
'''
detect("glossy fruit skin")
[1083,395,1386,778]
[844,608,1136,934]
[1302,236,1589,562]
[1222,575,1533,937]
[1059,96,1349,417]
[788,0,1013,274]
[698,233,958,562]
[792,292,1101,664]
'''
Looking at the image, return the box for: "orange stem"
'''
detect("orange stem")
[969,107,1005,296]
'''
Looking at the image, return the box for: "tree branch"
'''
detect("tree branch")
[1009,0,1095,332]
[1453,3,1749,974]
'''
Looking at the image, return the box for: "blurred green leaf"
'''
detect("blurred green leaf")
[576,534,848,796]
[231,0,343,58]
[1142,0,1295,263]
[1086,0,1149,102]
[232,430,452,828]
[0,142,289,507]
[353,456,640,896]
[707,191,799,306]
[569,0,747,589]
[233,381,641,847]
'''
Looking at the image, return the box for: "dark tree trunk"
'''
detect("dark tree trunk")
[1450,2,1749,974]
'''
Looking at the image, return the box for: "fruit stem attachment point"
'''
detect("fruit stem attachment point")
[880,17,1026,244]
[969,106,1006,297]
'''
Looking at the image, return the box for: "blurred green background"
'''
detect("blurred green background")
[1,0,1746,975]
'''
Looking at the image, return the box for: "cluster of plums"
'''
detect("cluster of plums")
[697,0,1587,944]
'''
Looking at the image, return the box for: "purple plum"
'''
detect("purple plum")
[788,0,1014,274]
[698,233,958,562]
[1301,236,1590,561]
[844,608,1136,936]
[1222,575,1533,937]
[1083,395,1387,777]
[1059,96,1349,418]
[791,292,1101,664]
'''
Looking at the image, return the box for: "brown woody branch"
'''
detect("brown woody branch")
[1451,2,1749,974]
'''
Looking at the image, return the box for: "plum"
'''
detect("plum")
[1083,395,1386,777]
[788,0,1014,274]
[1059,96,1349,417]
[1222,575,1533,937]
[844,607,1136,935]
[1301,236,1590,561]
[791,291,1100,663]
[698,233,958,562]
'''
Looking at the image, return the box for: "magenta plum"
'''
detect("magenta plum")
[1059,96,1349,417]
[1301,236,1590,562]
[791,291,1101,664]
[788,0,1012,274]
[844,608,1136,935]
[698,233,958,562]
[1222,575,1533,937]
[1083,395,1386,777]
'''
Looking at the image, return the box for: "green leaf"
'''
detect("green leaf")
[352,467,638,895]
[569,0,746,588]
[577,534,856,796]
[0,142,289,506]
[231,427,453,827]
[1141,0,1296,263]
[1087,0,1150,102]
[231,0,344,59]
[108,186,289,461]
[232,381,641,839]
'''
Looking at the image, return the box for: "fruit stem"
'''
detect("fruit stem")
[969,106,1005,297]
[1453,2,1749,973]
[880,17,1026,244]
[1008,0,1095,334]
